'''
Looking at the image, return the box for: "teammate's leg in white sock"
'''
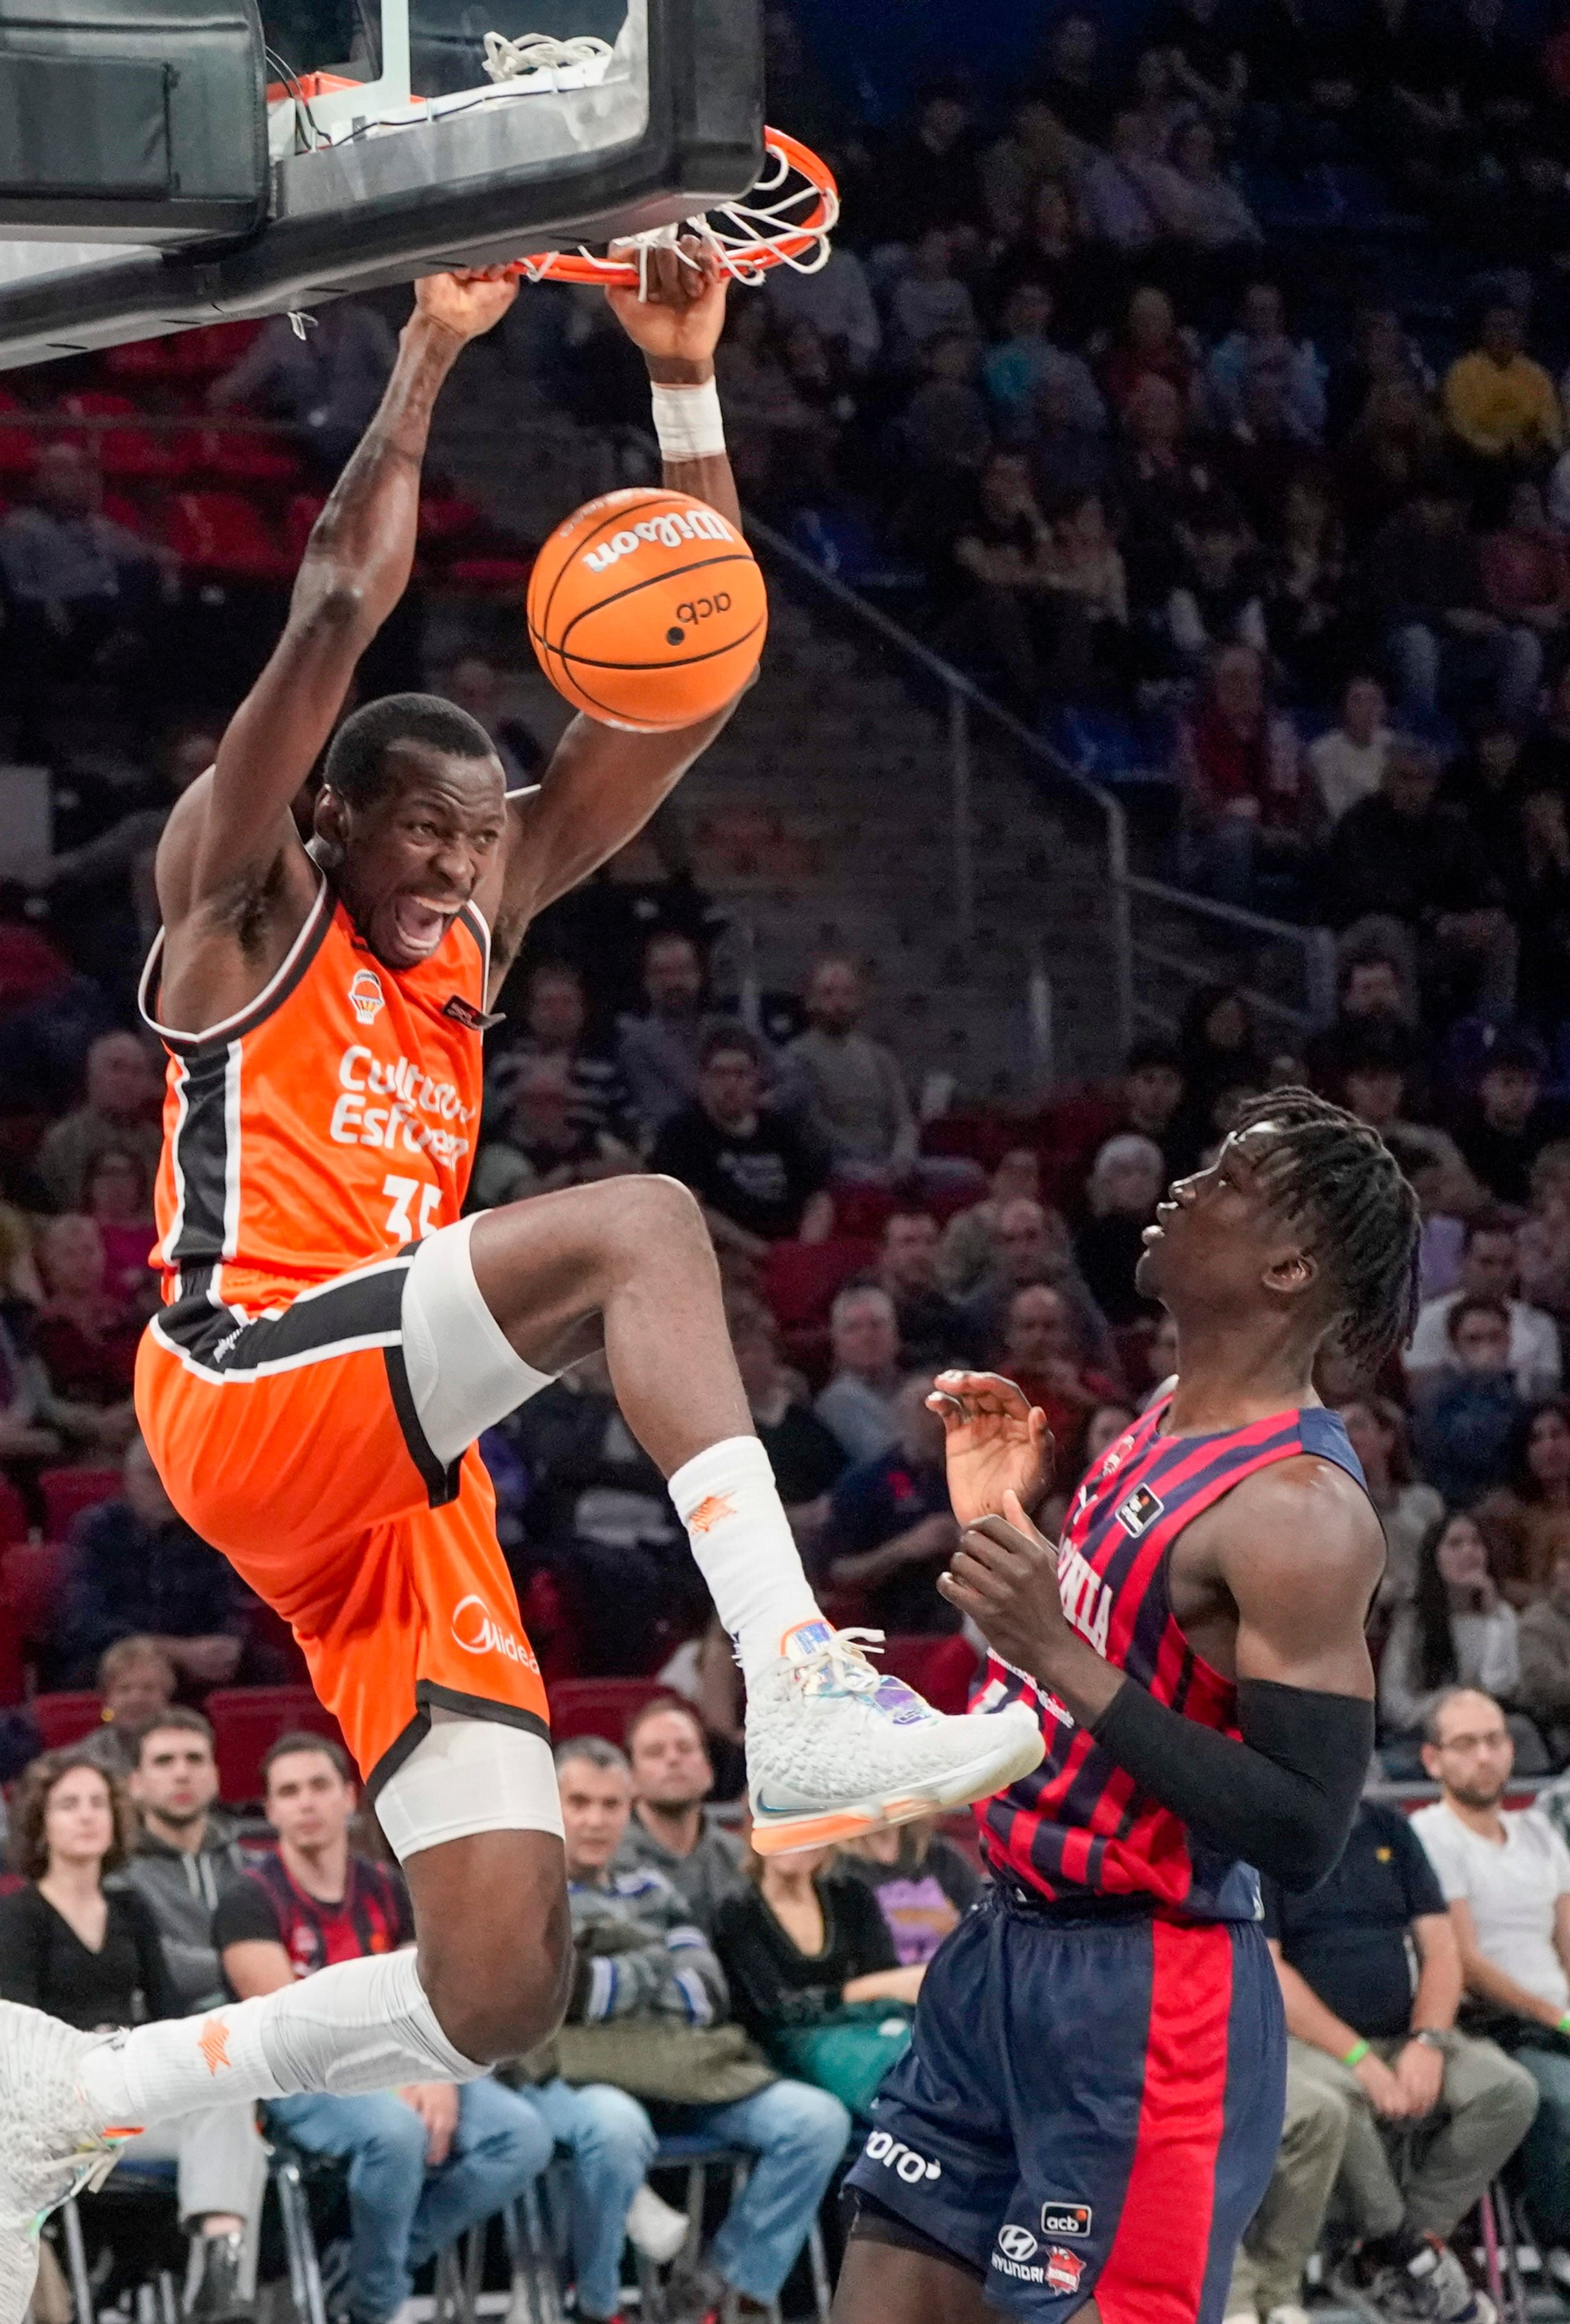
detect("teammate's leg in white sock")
[669,1435,822,1683]
[76,1949,481,2131]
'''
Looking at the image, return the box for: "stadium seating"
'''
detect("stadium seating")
[0,1600,23,1706]
[547,1677,670,1746]
[204,1685,345,1803]
[1,1541,68,1645]
[162,491,293,582]
[31,1692,103,1748]
[40,1466,120,1541]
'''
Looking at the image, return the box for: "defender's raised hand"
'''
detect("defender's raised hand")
[927,1370,1053,1528]
[606,237,728,373]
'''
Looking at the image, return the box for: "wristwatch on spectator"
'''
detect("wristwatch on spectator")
[1410,2030,1446,2050]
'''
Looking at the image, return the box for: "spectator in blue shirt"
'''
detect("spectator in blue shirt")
[812,1375,959,1634]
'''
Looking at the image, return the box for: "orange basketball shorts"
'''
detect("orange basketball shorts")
[135,1244,549,1801]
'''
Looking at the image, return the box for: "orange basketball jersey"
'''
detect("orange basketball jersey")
[139,874,492,1312]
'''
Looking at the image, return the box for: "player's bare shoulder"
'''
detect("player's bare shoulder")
[1184,1451,1384,1596]
[151,773,320,1034]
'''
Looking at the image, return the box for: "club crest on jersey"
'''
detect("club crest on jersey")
[1115,1484,1164,1537]
[348,968,385,1026]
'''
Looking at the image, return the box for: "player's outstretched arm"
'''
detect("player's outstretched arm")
[941,1457,1382,1890]
[489,246,748,994]
[162,272,516,934]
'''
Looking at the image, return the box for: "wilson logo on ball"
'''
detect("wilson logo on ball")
[527,486,767,735]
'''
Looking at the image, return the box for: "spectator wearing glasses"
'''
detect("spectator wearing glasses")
[1414,1688,1570,2295]
[1225,1793,1534,2324]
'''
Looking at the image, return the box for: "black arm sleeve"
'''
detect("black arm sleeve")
[1088,1676,1374,1892]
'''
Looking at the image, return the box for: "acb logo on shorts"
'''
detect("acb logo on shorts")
[1041,2204,1092,2238]
[349,969,385,1026]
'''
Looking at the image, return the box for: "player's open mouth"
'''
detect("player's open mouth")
[1143,1201,1178,1246]
[391,898,452,954]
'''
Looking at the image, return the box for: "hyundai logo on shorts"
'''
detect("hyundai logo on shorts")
[996,2226,1038,2263]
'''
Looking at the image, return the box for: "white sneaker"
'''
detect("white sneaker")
[625,2180,689,2263]
[746,1623,1045,1855]
[0,2002,139,2324]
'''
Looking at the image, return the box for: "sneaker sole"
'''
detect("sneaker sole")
[749,1722,1046,1854]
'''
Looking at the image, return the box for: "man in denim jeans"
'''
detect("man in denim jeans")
[215,1736,552,2324]
[529,1738,849,2324]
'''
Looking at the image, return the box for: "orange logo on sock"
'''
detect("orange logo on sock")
[197,2018,232,2076]
[687,1492,737,1535]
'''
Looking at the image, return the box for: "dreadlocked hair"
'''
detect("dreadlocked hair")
[1228,1087,1422,1373]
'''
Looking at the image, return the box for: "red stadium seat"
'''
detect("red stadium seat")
[0,1474,28,1547]
[104,335,183,383]
[547,1678,670,1746]
[56,391,188,481]
[41,1466,120,1541]
[417,492,483,544]
[204,1686,345,1804]
[880,1633,979,1717]
[0,387,35,476]
[284,492,327,562]
[442,556,532,594]
[0,1597,23,1706]
[195,426,303,487]
[163,491,292,581]
[829,1184,895,1241]
[32,1692,102,1748]
[760,1237,876,1332]
[1,1543,68,1644]
[170,320,263,380]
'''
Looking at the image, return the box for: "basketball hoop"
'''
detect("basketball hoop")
[506,128,839,291]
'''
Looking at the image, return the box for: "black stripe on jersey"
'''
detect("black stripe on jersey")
[166,1047,233,1268]
[384,1339,461,1509]
[140,880,336,1058]
[156,1260,409,1374]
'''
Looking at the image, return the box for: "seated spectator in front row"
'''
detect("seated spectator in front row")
[1,1748,267,2324]
[1226,1789,1534,2324]
[53,1434,253,1695]
[218,1735,551,2324]
[124,1708,254,2015]
[714,1842,921,2125]
[1407,1214,1562,1403]
[1380,1511,1523,1768]
[538,1739,849,2324]
[875,1209,980,1371]
[1412,1299,1530,1512]
[617,1697,745,1933]
[651,1027,832,1259]
[815,1286,904,1465]
[1415,1689,1570,2291]
[814,1374,958,1636]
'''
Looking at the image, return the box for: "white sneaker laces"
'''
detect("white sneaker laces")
[788,1627,887,1699]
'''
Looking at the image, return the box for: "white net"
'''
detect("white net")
[481,30,617,88]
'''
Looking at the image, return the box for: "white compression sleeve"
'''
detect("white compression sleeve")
[668,1433,821,1682]
[77,1950,483,2130]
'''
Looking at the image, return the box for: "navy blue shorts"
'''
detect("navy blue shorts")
[844,1888,1285,2323]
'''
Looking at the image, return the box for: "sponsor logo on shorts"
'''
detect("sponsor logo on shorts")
[1040,2204,1091,2238]
[1045,2248,1086,2294]
[863,2131,941,2184]
[451,1594,541,1672]
[996,2228,1038,2263]
[349,969,386,1025]
[1115,1484,1164,1537]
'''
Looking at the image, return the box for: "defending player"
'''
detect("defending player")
[0,256,1040,2320]
[835,1094,1446,2324]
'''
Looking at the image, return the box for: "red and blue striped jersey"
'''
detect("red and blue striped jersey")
[974,1395,1368,1920]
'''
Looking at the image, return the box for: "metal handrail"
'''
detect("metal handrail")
[1122,872,1340,1034]
[742,512,1137,1059]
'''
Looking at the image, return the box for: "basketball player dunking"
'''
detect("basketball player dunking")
[0,256,1039,2314]
[836,1094,1430,2324]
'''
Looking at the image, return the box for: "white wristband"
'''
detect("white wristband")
[651,376,725,463]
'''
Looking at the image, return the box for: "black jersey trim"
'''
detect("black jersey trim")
[153,1257,411,1377]
[384,1339,462,1508]
[138,876,336,1058]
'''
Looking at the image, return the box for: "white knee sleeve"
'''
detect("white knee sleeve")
[402,1214,555,1466]
[375,1715,564,1863]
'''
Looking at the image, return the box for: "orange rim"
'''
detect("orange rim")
[510,127,838,287]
